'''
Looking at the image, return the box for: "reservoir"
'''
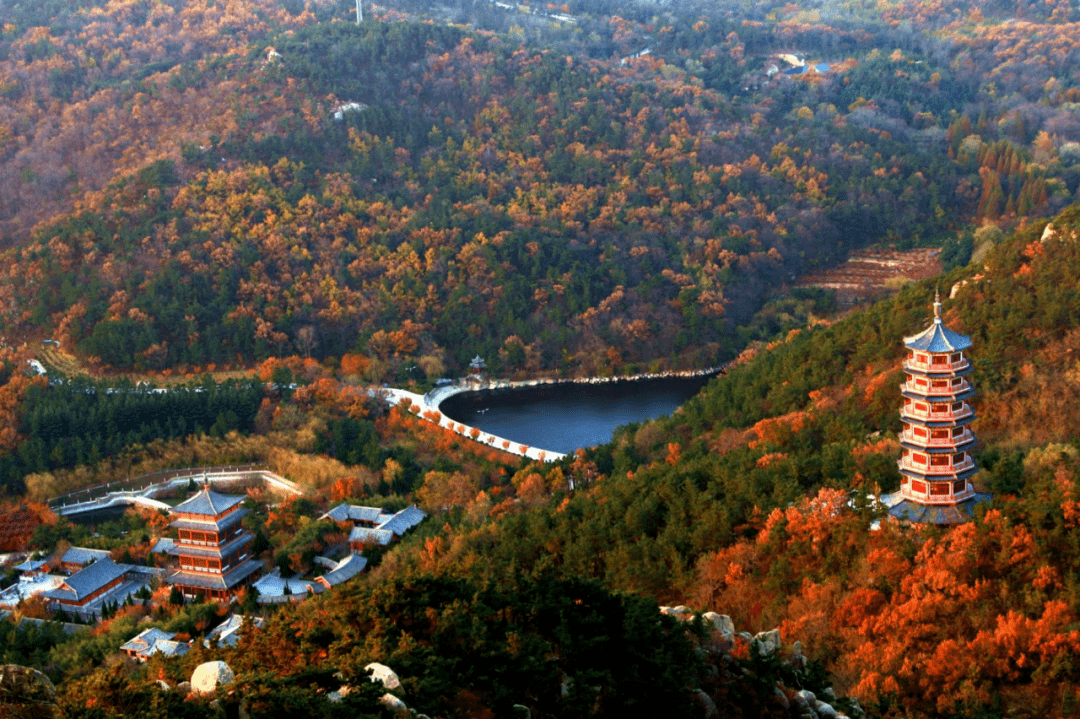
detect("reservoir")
[438,375,715,456]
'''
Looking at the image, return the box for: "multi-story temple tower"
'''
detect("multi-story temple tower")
[885,292,991,523]
[166,487,262,601]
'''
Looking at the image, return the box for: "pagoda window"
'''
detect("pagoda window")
[953,452,966,463]
[953,480,966,493]
[930,429,949,439]
[911,480,927,494]
[907,350,914,360]
[931,403,946,413]
[915,402,928,412]
[179,530,189,541]
[952,427,965,437]
[951,377,962,386]
[930,482,951,496]
[931,379,948,389]
[915,377,929,388]
[913,453,928,465]
[914,427,928,438]
[952,401,964,411]
[916,353,928,364]
[931,355,948,366]
[951,353,962,363]
[904,397,913,407]
[930,455,949,467]
[901,448,910,458]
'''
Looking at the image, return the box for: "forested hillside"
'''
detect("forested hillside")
[2,0,1079,377]
[362,203,1080,717]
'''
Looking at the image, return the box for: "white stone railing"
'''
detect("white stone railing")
[52,467,301,516]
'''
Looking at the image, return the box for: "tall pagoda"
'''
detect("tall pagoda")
[884,292,992,523]
[165,487,262,601]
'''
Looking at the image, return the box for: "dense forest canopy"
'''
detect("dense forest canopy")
[0,0,1078,377]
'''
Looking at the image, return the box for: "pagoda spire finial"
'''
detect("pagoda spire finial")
[933,288,942,322]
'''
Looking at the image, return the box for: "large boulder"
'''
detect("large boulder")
[0,664,60,719]
[365,662,402,690]
[190,661,235,695]
[701,612,735,635]
[691,688,719,718]
[380,693,408,716]
[659,605,695,621]
[752,629,781,656]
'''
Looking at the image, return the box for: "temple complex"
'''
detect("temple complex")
[165,487,262,601]
[883,292,992,523]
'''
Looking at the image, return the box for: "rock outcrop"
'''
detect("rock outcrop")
[753,628,782,656]
[662,607,861,719]
[0,664,61,719]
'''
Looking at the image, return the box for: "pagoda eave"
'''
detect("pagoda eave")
[899,415,975,429]
[170,508,248,532]
[166,559,262,591]
[899,466,979,482]
[900,438,977,453]
[902,362,974,378]
[900,387,976,402]
[885,493,993,524]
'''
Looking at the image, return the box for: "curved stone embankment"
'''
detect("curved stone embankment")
[52,468,301,517]
[383,387,565,462]
[385,366,725,463]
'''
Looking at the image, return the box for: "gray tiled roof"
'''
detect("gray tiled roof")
[318,554,368,587]
[377,505,427,536]
[149,639,190,658]
[348,527,394,546]
[61,547,111,566]
[46,558,128,601]
[321,503,385,524]
[204,614,264,648]
[121,627,175,655]
[172,489,246,517]
[252,574,314,597]
[13,559,48,573]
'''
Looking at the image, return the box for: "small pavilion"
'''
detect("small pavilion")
[468,355,486,384]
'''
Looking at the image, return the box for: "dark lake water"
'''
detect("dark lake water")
[67,505,129,525]
[438,376,715,456]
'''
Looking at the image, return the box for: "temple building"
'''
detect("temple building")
[883,292,992,523]
[165,487,262,601]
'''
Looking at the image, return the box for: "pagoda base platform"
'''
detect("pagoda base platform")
[880,492,993,525]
